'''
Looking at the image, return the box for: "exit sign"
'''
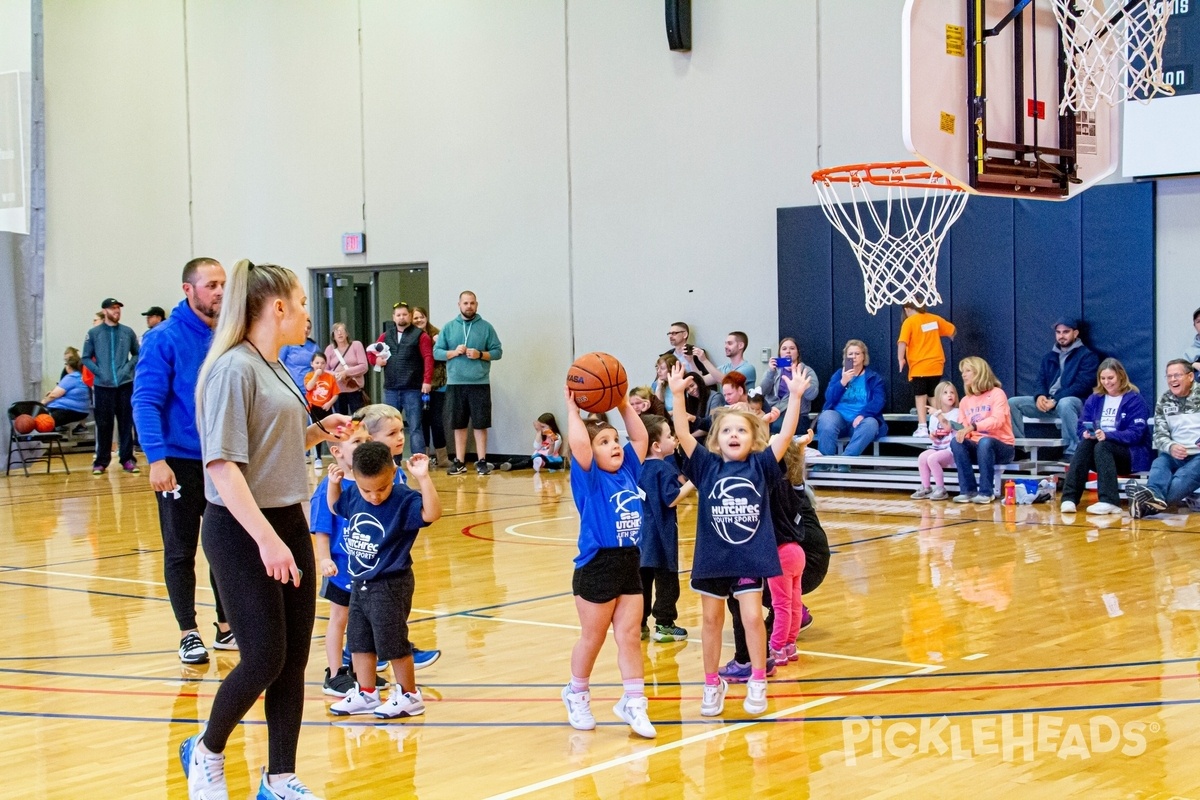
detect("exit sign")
[342,232,366,254]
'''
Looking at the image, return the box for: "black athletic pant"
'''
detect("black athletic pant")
[640,567,680,628]
[47,408,88,428]
[202,503,315,774]
[1061,438,1132,507]
[157,458,226,631]
[421,390,447,450]
[730,582,774,665]
[93,383,134,467]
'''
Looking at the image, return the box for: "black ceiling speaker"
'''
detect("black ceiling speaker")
[666,0,691,51]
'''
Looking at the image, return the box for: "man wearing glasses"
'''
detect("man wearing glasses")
[370,302,434,461]
[1126,359,1200,518]
[662,322,708,376]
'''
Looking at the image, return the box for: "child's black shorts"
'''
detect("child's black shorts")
[909,375,941,397]
[573,547,642,604]
[690,575,765,599]
[347,569,414,662]
[320,577,350,608]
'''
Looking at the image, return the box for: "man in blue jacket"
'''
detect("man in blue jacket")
[1009,318,1100,459]
[82,297,140,475]
[131,258,235,665]
[434,291,503,476]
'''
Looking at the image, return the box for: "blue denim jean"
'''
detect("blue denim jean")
[815,410,881,456]
[1008,395,1083,454]
[950,436,1015,497]
[1147,451,1200,506]
[385,387,425,457]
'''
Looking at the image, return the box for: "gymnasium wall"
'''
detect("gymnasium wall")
[778,183,1157,415]
[38,1,1194,452]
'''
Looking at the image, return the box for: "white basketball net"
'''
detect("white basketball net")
[812,164,968,316]
[1052,0,1174,113]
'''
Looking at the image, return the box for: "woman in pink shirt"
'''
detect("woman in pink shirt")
[325,322,369,416]
[950,357,1015,504]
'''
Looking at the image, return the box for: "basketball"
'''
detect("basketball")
[566,352,628,413]
[13,414,35,435]
[34,414,56,433]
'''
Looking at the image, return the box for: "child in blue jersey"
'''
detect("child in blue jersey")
[668,361,811,718]
[561,383,655,739]
[311,425,370,697]
[637,414,693,643]
[327,442,441,720]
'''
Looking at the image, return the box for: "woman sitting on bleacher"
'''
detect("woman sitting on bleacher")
[814,339,888,469]
[950,357,1014,504]
[1058,358,1153,516]
[42,351,92,428]
[761,337,819,433]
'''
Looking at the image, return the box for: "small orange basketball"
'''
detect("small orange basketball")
[34,414,56,433]
[566,352,628,413]
[13,414,35,435]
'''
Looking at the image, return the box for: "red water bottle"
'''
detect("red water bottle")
[1004,480,1016,505]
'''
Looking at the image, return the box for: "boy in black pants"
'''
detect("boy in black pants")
[327,442,442,719]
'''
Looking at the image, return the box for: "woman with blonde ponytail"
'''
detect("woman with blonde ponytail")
[180,259,350,800]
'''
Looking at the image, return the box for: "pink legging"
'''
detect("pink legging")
[918,448,956,489]
[767,543,807,652]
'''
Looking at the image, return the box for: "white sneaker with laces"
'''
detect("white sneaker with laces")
[952,494,973,504]
[562,685,596,731]
[313,457,323,475]
[700,677,728,717]
[1086,502,1122,515]
[180,732,228,800]
[329,686,382,716]
[913,425,929,438]
[1060,500,1077,513]
[613,694,656,739]
[744,678,768,715]
[256,767,322,799]
[375,687,425,719]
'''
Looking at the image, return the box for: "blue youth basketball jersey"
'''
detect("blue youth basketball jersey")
[570,442,644,568]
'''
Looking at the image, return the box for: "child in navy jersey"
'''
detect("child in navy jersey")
[560,384,655,739]
[637,414,693,644]
[668,361,810,718]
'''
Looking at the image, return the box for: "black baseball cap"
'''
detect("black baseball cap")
[101,298,123,309]
[1054,317,1080,330]
[142,306,166,318]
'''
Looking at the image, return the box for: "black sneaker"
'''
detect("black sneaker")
[323,666,356,697]
[179,631,209,665]
[447,459,467,476]
[476,461,494,476]
[212,623,237,651]
[1126,481,1151,519]
[1144,491,1169,516]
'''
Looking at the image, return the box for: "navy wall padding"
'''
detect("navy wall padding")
[777,182,1156,416]
[1082,182,1156,399]
[1013,197,1082,397]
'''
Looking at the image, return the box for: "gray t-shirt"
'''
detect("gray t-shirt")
[201,342,310,507]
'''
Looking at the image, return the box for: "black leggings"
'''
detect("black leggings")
[201,503,315,774]
[641,567,680,627]
[157,458,225,631]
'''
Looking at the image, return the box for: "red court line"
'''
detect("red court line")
[460,521,572,547]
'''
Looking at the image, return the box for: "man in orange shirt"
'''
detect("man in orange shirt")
[897,303,956,437]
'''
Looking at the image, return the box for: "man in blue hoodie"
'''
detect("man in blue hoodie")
[83,297,140,475]
[1008,318,1100,459]
[434,291,503,476]
[132,258,235,665]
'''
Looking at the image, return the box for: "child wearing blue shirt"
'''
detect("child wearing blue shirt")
[561,383,656,739]
[327,442,441,720]
[637,414,693,644]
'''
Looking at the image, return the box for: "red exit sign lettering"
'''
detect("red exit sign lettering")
[342,232,366,254]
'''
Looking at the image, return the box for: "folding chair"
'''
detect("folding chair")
[6,402,71,477]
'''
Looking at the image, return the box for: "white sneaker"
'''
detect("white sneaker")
[913,425,929,438]
[562,685,596,731]
[375,687,425,719]
[744,678,768,715]
[180,732,228,800]
[952,494,973,504]
[313,457,323,474]
[1086,502,1122,515]
[256,768,322,799]
[700,677,728,717]
[1060,500,1077,513]
[329,686,382,716]
[971,494,994,504]
[910,487,932,499]
[613,694,656,739]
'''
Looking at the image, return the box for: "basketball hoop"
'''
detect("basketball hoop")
[811,161,967,315]
[1052,0,1174,113]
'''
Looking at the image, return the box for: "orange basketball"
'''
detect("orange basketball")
[566,352,628,413]
[13,414,35,435]
[34,414,56,433]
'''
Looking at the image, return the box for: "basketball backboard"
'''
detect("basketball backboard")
[902,0,1120,200]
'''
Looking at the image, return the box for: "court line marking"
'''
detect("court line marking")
[462,612,582,631]
[486,665,942,799]
[12,568,214,591]
[794,649,930,669]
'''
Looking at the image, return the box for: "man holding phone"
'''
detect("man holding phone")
[662,321,708,376]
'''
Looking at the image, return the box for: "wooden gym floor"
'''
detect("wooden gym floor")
[2,452,1200,799]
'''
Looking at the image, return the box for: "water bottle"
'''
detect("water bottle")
[421,393,430,411]
[1004,480,1016,505]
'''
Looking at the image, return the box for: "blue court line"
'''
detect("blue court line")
[2,694,1197,728]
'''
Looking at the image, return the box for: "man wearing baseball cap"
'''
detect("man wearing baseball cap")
[1008,317,1100,460]
[82,297,140,475]
[141,305,167,330]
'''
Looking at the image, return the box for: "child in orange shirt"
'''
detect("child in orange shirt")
[897,303,956,437]
[305,352,341,469]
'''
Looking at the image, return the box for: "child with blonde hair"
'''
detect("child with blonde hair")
[912,381,960,501]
